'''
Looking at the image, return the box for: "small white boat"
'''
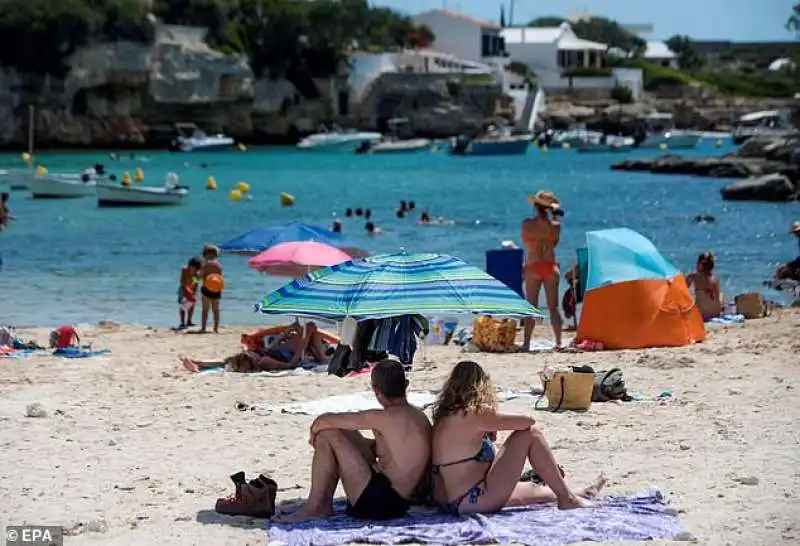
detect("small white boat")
[28,173,97,198]
[451,125,532,156]
[365,138,432,153]
[170,123,234,152]
[297,124,383,152]
[6,169,34,190]
[96,173,188,207]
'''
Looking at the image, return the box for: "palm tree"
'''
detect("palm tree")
[786,3,800,35]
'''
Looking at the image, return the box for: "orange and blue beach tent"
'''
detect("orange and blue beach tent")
[576,228,705,350]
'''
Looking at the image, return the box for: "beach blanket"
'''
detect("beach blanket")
[706,314,745,325]
[268,488,688,546]
[52,347,110,359]
[199,364,328,377]
[0,348,48,359]
[253,389,537,416]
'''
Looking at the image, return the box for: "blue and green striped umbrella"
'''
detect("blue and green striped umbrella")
[255,252,544,320]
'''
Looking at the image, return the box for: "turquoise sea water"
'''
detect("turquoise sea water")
[1,141,798,327]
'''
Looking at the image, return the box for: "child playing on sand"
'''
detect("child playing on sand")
[177,257,202,330]
[686,251,723,321]
[200,244,223,333]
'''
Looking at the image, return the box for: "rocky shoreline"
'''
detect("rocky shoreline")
[611,137,800,202]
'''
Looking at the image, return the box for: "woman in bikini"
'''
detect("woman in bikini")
[686,252,723,321]
[521,190,563,349]
[430,361,604,515]
[180,322,330,373]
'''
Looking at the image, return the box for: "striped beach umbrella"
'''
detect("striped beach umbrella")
[255,251,544,320]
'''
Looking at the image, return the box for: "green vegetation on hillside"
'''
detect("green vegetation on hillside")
[0,0,434,81]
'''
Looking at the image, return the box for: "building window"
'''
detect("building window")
[558,50,566,68]
[481,33,491,57]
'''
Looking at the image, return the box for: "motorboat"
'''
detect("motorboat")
[732,110,800,145]
[297,124,383,152]
[637,130,701,150]
[27,166,105,199]
[450,125,531,156]
[355,119,431,154]
[96,172,188,207]
[169,123,234,152]
[551,125,605,148]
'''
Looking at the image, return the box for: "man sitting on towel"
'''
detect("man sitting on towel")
[277,359,432,522]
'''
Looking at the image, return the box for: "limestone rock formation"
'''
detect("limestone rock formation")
[720,173,798,202]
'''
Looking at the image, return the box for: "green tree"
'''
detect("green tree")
[528,15,646,56]
[664,35,704,70]
[787,2,800,35]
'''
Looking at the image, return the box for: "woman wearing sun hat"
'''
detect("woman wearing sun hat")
[521,190,564,349]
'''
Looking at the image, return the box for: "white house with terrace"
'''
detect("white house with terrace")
[501,22,642,98]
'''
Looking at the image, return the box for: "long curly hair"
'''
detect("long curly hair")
[432,361,497,423]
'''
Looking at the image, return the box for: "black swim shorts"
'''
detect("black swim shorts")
[201,286,222,300]
[346,472,411,520]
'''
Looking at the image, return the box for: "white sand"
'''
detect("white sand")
[1,312,799,546]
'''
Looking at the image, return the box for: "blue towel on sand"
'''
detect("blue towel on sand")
[707,314,745,324]
[53,347,110,359]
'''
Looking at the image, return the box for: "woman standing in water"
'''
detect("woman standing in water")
[521,190,563,349]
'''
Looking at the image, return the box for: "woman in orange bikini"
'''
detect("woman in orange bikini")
[521,190,563,349]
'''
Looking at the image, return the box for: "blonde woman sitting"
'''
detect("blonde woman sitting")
[430,361,605,515]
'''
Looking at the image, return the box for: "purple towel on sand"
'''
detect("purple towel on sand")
[268,488,688,546]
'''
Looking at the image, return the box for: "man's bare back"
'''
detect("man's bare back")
[372,404,431,497]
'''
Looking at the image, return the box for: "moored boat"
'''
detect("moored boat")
[297,124,383,152]
[28,173,97,198]
[169,123,234,152]
[96,173,189,207]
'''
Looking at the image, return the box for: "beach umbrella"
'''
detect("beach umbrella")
[254,251,544,320]
[219,221,366,257]
[248,241,351,277]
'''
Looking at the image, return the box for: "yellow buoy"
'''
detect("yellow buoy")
[431,146,438,153]
[280,192,295,207]
[122,172,131,186]
[236,181,250,193]
[659,143,668,151]
[237,143,247,151]
[562,142,571,150]
[229,189,243,202]
[35,165,47,176]
[134,168,144,182]
[21,152,31,163]
[206,176,217,190]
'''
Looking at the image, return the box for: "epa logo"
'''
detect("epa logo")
[6,526,62,545]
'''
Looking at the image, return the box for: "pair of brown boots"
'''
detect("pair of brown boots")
[215,471,278,518]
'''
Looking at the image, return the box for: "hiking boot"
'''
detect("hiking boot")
[215,472,278,518]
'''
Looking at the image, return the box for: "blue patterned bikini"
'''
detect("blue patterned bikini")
[431,435,496,515]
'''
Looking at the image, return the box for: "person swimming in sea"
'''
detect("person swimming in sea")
[331,219,342,233]
[686,252,723,321]
[365,222,382,235]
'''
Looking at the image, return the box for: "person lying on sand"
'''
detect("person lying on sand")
[275,359,431,522]
[181,321,330,373]
[430,361,604,515]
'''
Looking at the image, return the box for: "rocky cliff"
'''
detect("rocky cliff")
[0,26,506,149]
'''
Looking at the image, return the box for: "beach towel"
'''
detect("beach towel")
[52,347,110,359]
[252,389,538,416]
[268,488,688,546]
[706,314,746,324]
[199,364,328,377]
[0,348,48,359]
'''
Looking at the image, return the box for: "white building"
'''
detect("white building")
[411,9,508,66]
[643,41,678,68]
[501,22,642,98]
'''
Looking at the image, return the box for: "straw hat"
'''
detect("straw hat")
[528,190,561,209]
[791,221,800,235]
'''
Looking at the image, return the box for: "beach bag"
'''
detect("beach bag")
[592,368,632,402]
[735,292,767,319]
[539,365,595,411]
[472,316,517,352]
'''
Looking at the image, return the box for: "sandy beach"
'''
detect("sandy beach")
[1,311,798,546]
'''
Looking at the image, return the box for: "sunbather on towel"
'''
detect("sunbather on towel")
[181,321,330,373]
[430,361,605,515]
[275,359,432,522]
